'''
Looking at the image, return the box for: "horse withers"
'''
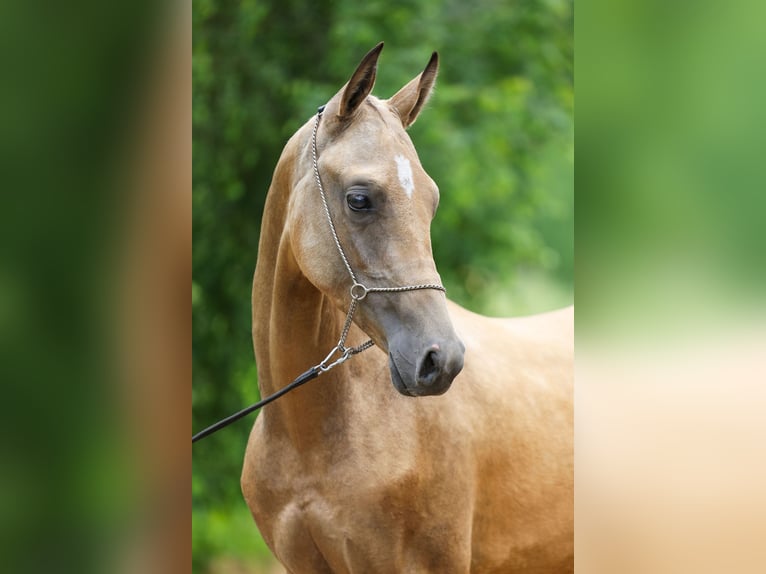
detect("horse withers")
[242,43,573,573]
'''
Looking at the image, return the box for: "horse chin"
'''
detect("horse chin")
[388,352,415,396]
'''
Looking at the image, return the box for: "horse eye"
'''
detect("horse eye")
[346,192,372,212]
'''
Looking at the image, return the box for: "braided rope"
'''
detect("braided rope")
[311,112,357,283]
[311,108,446,365]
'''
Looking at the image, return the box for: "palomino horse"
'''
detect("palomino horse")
[242,43,573,573]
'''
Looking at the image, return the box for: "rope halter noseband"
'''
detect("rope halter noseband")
[310,105,446,370]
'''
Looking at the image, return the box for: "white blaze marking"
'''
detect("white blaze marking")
[394,154,415,199]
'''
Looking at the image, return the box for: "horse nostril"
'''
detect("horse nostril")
[418,349,441,385]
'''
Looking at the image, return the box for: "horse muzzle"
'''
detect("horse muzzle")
[388,337,465,397]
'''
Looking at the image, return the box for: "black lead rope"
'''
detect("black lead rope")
[191,367,319,443]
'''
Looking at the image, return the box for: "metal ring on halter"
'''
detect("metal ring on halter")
[350,283,369,301]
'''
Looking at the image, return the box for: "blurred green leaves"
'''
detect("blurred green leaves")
[577,0,766,336]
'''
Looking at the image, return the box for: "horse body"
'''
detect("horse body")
[242,44,572,573]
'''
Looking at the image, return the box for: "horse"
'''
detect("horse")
[241,43,573,573]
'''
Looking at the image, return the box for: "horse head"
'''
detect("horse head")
[288,43,464,397]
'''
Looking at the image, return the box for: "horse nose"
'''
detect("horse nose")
[416,340,465,392]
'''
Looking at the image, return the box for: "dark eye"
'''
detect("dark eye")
[346,192,372,212]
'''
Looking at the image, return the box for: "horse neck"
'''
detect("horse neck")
[251,127,355,450]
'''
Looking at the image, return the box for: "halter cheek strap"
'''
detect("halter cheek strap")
[310,105,446,363]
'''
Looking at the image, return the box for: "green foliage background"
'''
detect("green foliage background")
[193,0,572,571]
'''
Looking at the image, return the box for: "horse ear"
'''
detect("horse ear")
[337,42,384,119]
[388,51,439,128]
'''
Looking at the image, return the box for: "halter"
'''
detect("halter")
[310,104,447,371]
[191,106,446,443]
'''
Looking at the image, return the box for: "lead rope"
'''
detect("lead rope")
[192,106,445,443]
